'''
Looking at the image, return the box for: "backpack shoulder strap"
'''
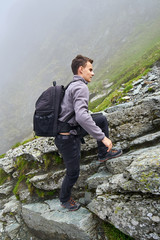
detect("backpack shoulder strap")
[61,79,85,123]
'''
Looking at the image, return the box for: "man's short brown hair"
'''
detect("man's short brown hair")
[71,55,93,75]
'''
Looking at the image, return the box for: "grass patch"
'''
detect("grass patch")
[123,84,133,94]
[11,136,39,149]
[91,90,123,112]
[0,153,6,159]
[13,154,59,200]
[13,155,41,199]
[103,222,134,240]
[89,95,106,111]
[43,152,62,170]
[0,168,10,185]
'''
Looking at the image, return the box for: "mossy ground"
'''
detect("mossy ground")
[103,222,135,240]
[12,152,62,200]
[11,136,39,149]
[0,168,10,185]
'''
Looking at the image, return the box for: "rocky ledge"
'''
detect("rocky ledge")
[0,63,160,240]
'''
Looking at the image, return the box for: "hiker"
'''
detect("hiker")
[55,55,122,211]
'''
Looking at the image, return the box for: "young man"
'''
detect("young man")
[55,55,122,211]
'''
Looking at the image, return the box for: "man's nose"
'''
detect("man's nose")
[92,71,94,76]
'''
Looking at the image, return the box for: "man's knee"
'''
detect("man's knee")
[67,168,80,183]
[97,114,108,127]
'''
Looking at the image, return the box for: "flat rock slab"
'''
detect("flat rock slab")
[22,199,99,240]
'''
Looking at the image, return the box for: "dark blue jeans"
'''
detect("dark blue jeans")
[55,113,109,203]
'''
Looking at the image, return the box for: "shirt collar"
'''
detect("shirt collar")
[73,75,88,84]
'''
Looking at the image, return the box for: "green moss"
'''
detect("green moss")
[12,142,21,149]
[42,152,62,170]
[0,153,6,159]
[140,171,155,182]
[103,222,134,240]
[13,174,26,199]
[21,136,39,145]
[123,84,133,93]
[54,153,62,164]
[13,155,57,200]
[114,206,122,214]
[13,156,41,199]
[0,168,10,185]
[91,90,123,112]
[35,188,56,198]
[11,136,39,150]
[148,87,155,92]
[14,156,40,173]
[89,95,107,111]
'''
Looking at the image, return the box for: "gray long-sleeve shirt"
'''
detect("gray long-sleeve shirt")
[58,75,105,141]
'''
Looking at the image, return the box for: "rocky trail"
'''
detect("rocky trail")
[0,62,160,240]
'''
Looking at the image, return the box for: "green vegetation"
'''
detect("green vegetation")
[0,168,10,185]
[103,222,134,240]
[90,41,160,112]
[13,175,26,199]
[11,136,38,149]
[43,152,62,170]
[123,84,133,94]
[89,15,160,112]
[35,188,56,198]
[11,142,21,149]
[13,155,41,199]
[0,153,6,159]
[12,152,61,200]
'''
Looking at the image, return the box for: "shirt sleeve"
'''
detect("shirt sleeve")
[71,82,105,141]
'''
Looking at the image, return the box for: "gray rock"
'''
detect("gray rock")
[130,131,160,147]
[0,181,14,196]
[22,199,101,240]
[104,102,134,113]
[148,73,157,81]
[97,145,160,195]
[2,196,21,216]
[0,156,14,173]
[88,144,160,240]
[5,137,58,163]
[132,84,142,95]
[4,222,20,240]
[86,171,112,189]
[105,155,134,174]
[133,78,144,86]
[88,195,160,240]
[29,170,65,191]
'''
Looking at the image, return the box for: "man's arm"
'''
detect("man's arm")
[72,82,112,150]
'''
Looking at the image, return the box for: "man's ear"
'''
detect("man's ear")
[78,66,83,75]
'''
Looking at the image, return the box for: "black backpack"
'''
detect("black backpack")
[33,81,74,137]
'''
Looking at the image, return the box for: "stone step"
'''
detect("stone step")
[22,199,101,240]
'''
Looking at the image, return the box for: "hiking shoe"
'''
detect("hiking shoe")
[98,149,123,162]
[61,198,81,211]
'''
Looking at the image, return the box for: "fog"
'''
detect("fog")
[0,0,160,154]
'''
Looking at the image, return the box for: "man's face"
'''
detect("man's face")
[80,61,94,82]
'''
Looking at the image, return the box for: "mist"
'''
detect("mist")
[0,0,160,154]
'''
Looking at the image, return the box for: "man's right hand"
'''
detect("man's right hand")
[102,137,112,152]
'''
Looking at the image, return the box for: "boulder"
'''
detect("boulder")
[87,144,160,240]
[22,199,102,240]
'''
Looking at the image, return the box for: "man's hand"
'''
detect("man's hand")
[102,137,112,152]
